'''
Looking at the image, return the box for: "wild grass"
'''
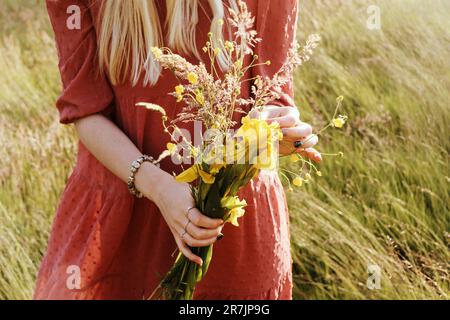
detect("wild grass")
[0,0,448,299]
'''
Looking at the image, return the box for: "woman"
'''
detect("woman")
[35,0,321,300]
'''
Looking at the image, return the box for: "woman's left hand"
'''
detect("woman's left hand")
[250,105,322,163]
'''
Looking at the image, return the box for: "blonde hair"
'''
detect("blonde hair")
[99,0,229,86]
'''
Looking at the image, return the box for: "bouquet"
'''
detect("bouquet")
[137,1,346,300]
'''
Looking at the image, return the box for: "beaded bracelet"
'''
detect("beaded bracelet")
[127,155,156,198]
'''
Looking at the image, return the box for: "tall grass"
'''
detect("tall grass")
[0,0,448,299]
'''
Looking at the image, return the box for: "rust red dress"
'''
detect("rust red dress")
[35,0,298,300]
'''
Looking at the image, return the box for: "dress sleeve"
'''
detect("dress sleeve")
[46,0,114,124]
[252,0,299,108]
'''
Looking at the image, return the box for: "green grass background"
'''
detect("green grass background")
[0,0,448,299]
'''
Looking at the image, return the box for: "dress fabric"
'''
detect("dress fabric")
[35,0,298,300]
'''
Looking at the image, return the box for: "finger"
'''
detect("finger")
[253,106,297,119]
[298,147,322,163]
[281,123,313,140]
[182,232,218,248]
[298,134,318,149]
[174,235,203,265]
[266,114,299,128]
[188,208,223,229]
[187,221,222,240]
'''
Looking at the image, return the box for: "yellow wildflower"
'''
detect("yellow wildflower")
[195,89,205,105]
[214,47,221,56]
[221,196,247,227]
[225,41,234,52]
[175,85,185,102]
[293,177,303,187]
[166,143,177,155]
[175,85,184,95]
[198,169,215,184]
[176,165,215,184]
[332,115,347,128]
[176,166,198,183]
[235,116,282,169]
[228,207,245,226]
[316,171,322,177]
[221,196,247,210]
[187,72,199,85]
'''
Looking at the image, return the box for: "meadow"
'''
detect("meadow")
[0,0,448,299]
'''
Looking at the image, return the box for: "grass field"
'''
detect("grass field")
[0,0,448,299]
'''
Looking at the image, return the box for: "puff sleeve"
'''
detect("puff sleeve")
[252,0,299,108]
[46,0,114,124]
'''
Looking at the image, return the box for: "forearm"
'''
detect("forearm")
[74,114,172,202]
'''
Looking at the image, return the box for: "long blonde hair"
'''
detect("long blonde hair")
[98,0,229,86]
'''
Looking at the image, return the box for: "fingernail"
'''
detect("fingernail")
[217,233,224,241]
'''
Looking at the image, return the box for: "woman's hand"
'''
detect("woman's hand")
[250,105,322,162]
[136,164,223,266]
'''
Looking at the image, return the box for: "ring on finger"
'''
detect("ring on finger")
[186,206,195,219]
[181,229,188,240]
[184,220,191,232]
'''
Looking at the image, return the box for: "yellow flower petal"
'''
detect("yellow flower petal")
[195,89,205,105]
[293,177,303,187]
[332,115,347,128]
[332,118,345,128]
[175,166,199,183]
[187,72,199,85]
[229,207,245,226]
[221,196,247,227]
[220,196,247,210]
[175,85,185,95]
[225,41,234,51]
[197,167,215,184]
[166,143,177,155]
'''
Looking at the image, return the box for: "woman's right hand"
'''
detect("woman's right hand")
[137,163,223,266]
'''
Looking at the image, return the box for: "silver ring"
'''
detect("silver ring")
[186,206,196,219]
[184,220,191,232]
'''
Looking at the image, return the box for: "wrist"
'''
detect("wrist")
[134,162,173,202]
